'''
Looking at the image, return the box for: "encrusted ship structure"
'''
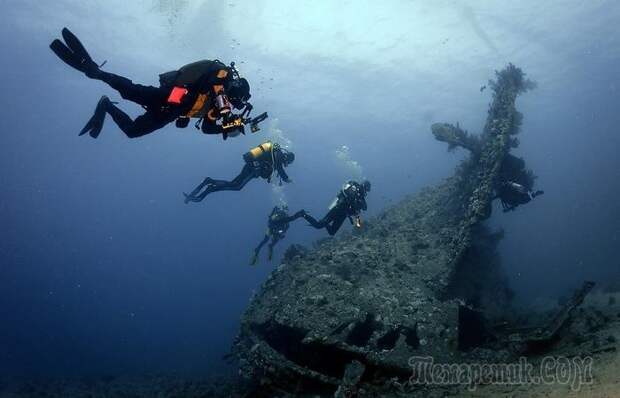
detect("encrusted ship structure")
[232,65,592,396]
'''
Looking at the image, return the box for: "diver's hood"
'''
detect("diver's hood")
[226,78,251,109]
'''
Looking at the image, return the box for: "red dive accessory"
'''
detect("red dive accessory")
[167,86,189,104]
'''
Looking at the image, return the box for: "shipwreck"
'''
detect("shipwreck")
[232,64,593,396]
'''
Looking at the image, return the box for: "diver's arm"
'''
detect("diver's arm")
[276,162,291,183]
[361,197,368,211]
[201,114,224,135]
[282,210,306,223]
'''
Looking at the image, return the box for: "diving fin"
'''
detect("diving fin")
[50,28,100,77]
[50,39,85,71]
[79,96,110,138]
[61,28,93,63]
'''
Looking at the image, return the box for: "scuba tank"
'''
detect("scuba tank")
[245,142,277,163]
[328,196,340,210]
[243,142,284,182]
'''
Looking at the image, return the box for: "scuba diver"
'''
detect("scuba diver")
[184,141,295,203]
[495,181,544,212]
[250,205,306,265]
[49,28,266,140]
[303,180,371,235]
[494,154,544,212]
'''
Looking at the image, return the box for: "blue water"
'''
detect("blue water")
[1,0,618,380]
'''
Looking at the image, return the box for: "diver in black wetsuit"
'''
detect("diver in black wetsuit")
[250,205,306,265]
[495,181,544,212]
[303,180,371,235]
[49,27,256,139]
[184,142,294,203]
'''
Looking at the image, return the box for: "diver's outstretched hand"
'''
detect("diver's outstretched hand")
[292,210,307,222]
[183,192,196,204]
[250,253,258,266]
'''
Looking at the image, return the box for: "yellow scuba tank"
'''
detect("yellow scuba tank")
[247,141,275,162]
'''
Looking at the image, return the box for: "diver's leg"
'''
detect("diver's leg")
[251,235,270,265]
[188,164,256,201]
[304,207,339,231]
[325,213,347,236]
[186,178,214,198]
[105,104,177,138]
[208,164,257,191]
[96,71,169,108]
[183,177,216,204]
[302,213,325,229]
[268,236,281,260]
[255,235,269,254]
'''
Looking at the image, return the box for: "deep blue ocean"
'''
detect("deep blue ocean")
[1,0,618,381]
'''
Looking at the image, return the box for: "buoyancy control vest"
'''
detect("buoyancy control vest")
[332,181,364,213]
[268,209,289,235]
[160,60,231,119]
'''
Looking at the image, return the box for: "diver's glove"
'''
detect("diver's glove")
[250,253,258,266]
[183,192,197,204]
[354,216,363,228]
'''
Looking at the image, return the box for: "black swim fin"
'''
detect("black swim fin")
[50,39,84,71]
[61,27,93,64]
[50,27,100,77]
[79,96,111,138]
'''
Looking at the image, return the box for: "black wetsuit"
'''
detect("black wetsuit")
[304,181,368,235]
[184,147,292,202]
[91,60,233,138]
[496,181,544,212]
[253,207,305,261]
